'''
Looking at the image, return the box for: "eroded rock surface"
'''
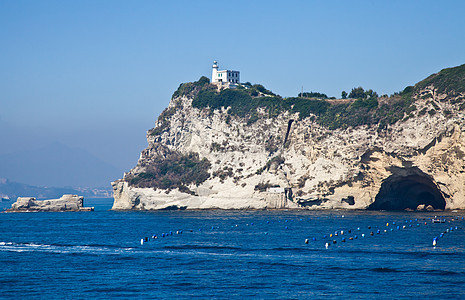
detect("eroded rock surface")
[7,194,93,212]
[113,65,465,210]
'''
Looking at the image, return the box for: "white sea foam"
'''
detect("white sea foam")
[0,241,136,255]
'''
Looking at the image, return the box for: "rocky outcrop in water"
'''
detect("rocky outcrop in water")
[112,65,465,210]
[6,194,93,212]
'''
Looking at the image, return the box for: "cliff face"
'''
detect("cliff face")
[112,65,465,210]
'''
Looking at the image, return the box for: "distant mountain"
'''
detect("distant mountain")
[0,178,112,200]
[0,142,122,188]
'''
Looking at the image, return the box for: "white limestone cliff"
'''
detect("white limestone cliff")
[112,66,465,210]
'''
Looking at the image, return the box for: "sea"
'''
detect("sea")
[1,198,465,299]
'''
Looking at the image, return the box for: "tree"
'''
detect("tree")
[299,92,328,99]
[365,89,378,98]
[341,91,347,99]
[348,87,366,99]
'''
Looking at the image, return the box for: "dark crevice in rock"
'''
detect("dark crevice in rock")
[283,119,294,145]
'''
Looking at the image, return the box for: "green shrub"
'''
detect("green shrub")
[210,142,222,152]
[351,97,378,110]
[349,87,367,99]
[419,107,428,116]
[128,151,211,191]
[286,97,330,119]
[149,105,178,136]
[416,64,465,94]
[421,93,433,100]
[212,167,233,181]
[193,87,284,124]
[402,86,414,95]
[253,84,275,95]
[172,76,215,98]
[298,92,328,99]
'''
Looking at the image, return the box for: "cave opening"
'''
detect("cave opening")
[368,168,446,211]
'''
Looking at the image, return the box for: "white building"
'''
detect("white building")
[211,61,240,88]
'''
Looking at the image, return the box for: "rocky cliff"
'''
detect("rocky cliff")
[7,194,94,212]
[112,65,465,210]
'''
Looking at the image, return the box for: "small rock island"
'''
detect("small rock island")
[6,194,94,212]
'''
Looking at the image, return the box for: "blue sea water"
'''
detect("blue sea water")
[1,198,465,299]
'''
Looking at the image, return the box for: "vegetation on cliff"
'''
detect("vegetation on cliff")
[171,76,215,98]
[148,64,465,138]
[416,64,465,94]
[186,80,417,130]
[297,91,329,99]
[127,151,211,193]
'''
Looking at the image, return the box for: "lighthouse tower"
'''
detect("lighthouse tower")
[212,61,218,83]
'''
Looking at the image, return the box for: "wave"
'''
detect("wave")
[0,241,136,255]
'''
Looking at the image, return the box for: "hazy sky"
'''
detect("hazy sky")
[1,0,465,182]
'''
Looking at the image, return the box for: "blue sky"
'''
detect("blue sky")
[1,1,465,186]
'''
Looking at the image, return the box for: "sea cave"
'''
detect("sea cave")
[368,167,446,211]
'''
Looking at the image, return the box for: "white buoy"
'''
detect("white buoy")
[325,242,329,249]
[433,239,437,247]
[140,238,144,245]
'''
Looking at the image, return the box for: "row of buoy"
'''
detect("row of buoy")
[306,216,464,249]
[139,216,340,245]
[432,225,460,247]
[140,230,184,245]
[139,215,463,248]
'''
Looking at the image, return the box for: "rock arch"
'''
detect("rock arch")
[368,167,446,211]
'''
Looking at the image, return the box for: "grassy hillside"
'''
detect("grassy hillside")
[416,64,465,94]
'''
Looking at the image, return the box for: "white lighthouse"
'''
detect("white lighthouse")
[212,61,219,82]
[211,61,240,89]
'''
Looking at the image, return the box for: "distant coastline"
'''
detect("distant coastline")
[0,178,112,201]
